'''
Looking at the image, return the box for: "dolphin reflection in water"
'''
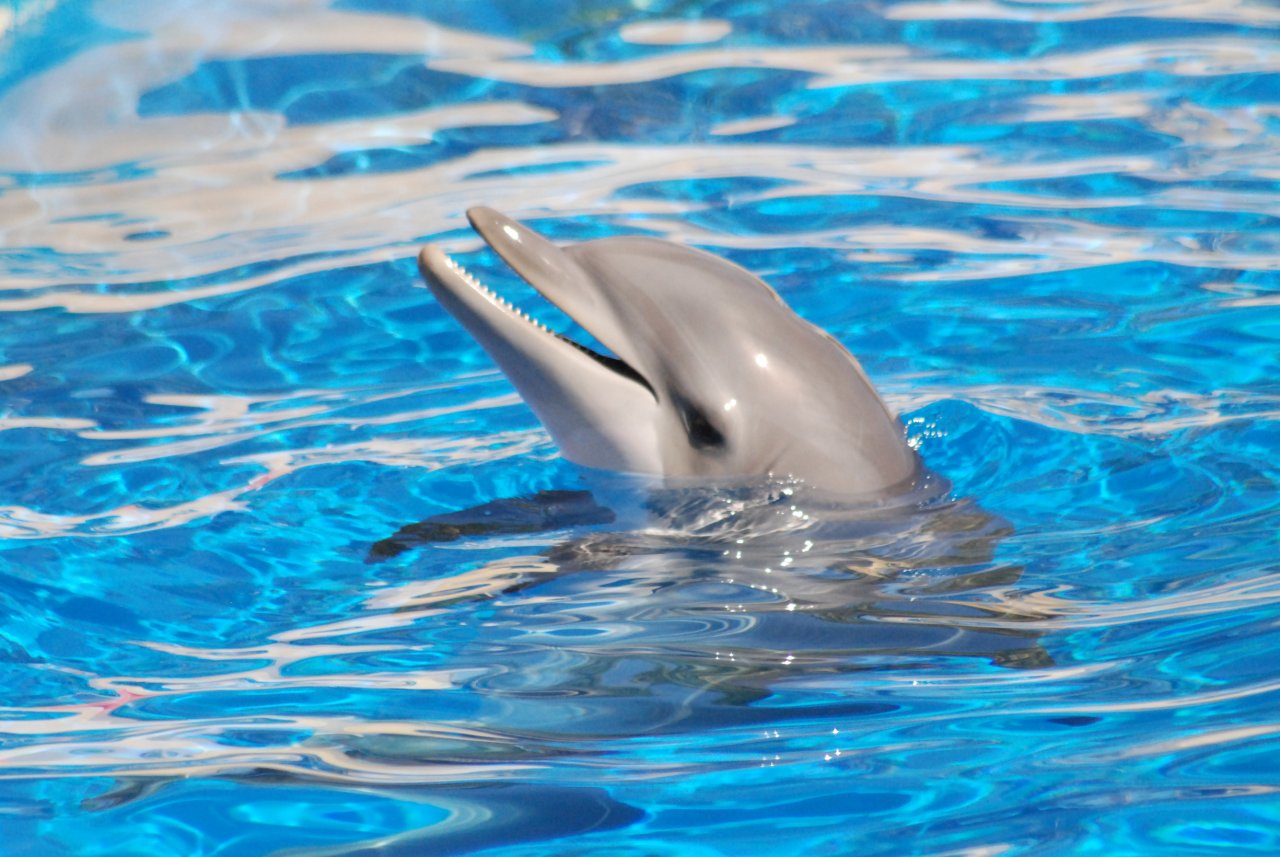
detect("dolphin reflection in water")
[375,208,1041,669]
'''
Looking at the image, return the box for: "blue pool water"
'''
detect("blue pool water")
[1,0,1279,853]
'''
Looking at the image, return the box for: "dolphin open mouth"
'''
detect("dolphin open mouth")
[437,252,654,396]
[418,210,656,401]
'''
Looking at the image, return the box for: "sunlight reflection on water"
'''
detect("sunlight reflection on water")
[0,0,1278,854]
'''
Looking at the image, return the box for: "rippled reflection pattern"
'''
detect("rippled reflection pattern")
[1,0,1278,854]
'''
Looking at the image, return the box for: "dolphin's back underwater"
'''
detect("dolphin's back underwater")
[418,208,918,496]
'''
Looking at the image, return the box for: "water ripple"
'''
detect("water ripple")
[1,0,1278,853]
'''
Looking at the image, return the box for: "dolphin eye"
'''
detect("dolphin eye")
[678,400,725,450]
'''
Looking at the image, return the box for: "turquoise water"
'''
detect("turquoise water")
[2,0,1279,853]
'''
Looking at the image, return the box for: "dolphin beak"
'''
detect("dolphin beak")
[416,215,660,471]
[463,208,654,387]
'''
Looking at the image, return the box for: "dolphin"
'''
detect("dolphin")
[416,208,918,496]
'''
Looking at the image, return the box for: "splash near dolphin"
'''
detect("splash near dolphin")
[417,208,919,496]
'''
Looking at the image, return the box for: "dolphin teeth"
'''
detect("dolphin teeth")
[431,238,655,401]
[444,252,550,333]
[440,250,631,378]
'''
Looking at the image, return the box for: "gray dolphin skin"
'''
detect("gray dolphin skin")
[417,208,919,496]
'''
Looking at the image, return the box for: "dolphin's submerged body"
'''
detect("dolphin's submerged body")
[417,208,919,497]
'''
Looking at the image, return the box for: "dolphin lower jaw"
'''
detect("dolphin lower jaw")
[417,245,663,472]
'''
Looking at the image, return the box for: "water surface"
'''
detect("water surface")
[1,0,1278,854]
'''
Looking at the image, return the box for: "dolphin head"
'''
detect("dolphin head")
[418,208,919,496]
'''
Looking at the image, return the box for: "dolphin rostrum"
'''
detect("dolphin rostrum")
[417,208,919,496]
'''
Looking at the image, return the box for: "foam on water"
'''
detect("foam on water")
[0,0,1278,854]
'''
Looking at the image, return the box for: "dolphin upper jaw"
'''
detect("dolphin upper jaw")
[462,207,657,381]
[416,239,665,473]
